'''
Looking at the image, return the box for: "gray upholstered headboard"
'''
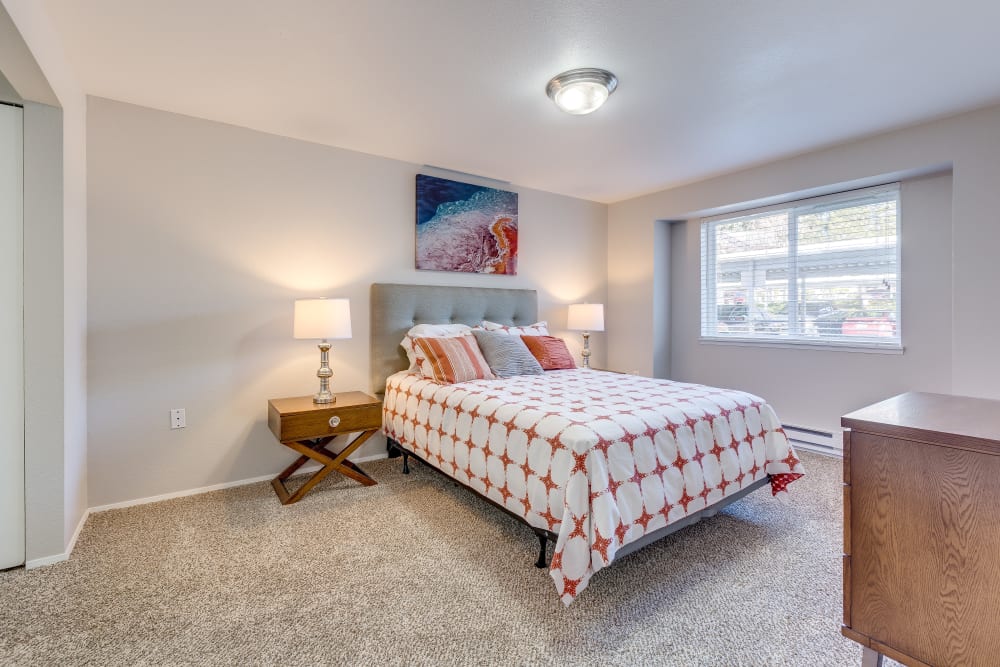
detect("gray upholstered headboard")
[370,283,538,395]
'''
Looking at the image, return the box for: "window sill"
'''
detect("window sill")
[699,336,904,355]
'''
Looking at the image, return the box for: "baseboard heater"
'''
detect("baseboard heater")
[782,423,842,457]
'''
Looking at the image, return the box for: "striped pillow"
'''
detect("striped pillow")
[471,329,544,378]
[414,335,496,384]
[520,335,577,370]
[400,324,472,375]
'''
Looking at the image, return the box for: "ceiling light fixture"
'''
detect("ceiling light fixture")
[545,68,618,115]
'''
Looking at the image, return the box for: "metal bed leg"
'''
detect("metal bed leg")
[386,438,402,459]
[386,438,408,473]
[534,531,548,568]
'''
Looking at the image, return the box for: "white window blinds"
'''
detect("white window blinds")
[700,184,901,350]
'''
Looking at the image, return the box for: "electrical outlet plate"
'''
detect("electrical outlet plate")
[170,408,186,429]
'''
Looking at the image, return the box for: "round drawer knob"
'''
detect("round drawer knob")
[328,415,341,428]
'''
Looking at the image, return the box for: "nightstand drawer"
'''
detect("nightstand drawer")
[268,392,382,442]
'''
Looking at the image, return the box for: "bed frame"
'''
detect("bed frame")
[369,282,770,569]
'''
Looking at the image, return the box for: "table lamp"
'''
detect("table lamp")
[567,303,605,369]
[294,297,352,403]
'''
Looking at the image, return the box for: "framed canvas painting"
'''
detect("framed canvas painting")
[415,174,518,274]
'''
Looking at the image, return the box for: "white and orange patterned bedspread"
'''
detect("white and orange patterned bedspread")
[382,368,804,605]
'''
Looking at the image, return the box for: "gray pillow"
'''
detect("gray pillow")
[472,329,544,378]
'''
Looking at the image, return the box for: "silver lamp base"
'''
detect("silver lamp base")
[581,331,592,369]
[313,341,336,404]
[313,390,335,404]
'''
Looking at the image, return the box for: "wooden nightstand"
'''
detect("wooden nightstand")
[267,391,382,505]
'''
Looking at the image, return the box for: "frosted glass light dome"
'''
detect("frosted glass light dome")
[546,68,618,115]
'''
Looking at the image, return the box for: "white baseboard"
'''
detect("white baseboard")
[67,507,90,553]
[25,507,91,570]
[88,452,389,514]
[25,553,66,569]
[86,470,314,513]
[24,452,390,570]
[788,439,843,458]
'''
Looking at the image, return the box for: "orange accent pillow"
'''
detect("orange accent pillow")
[520,335,576,370]
[414,335,496,384]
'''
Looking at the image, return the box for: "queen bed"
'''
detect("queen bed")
[371,283,804,605]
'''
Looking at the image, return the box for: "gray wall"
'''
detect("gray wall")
[606,103,1000,435]
[0,69,19,101]
[21,101,66,560]
[87,97,609,507]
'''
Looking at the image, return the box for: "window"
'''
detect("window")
[700,184,900,350]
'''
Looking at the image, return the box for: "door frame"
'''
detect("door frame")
[0,100,25,569]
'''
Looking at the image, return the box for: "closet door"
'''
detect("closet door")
[0,102,24,569]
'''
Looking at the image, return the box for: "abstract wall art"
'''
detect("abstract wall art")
[415,174,518,275]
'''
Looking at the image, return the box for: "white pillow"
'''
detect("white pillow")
[481,320,549,336]
[400,323,473,372]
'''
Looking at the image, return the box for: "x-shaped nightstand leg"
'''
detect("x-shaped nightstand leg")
[271,429,377,504]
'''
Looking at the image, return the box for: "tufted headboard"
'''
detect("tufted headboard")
[370,283,538,395]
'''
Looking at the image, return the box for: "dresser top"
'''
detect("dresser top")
[842,391,1000,452]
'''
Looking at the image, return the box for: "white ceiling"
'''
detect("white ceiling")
[41,0,1000,203]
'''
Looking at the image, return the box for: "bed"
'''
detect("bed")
[371,283,804,605]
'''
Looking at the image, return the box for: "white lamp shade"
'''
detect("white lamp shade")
[293,298,352,340]
[567,303,605,332]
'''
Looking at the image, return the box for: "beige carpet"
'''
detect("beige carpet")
[0,451,885,666]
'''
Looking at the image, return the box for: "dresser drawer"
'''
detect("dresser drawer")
[268,393,382,443]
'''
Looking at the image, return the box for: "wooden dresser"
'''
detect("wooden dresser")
[841,392,1000,667]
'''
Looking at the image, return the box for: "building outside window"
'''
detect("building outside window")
[700,183,901,351]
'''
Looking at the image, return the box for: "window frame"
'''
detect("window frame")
[700,183,903,353]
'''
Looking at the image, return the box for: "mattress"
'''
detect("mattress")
[382,368,804,604]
